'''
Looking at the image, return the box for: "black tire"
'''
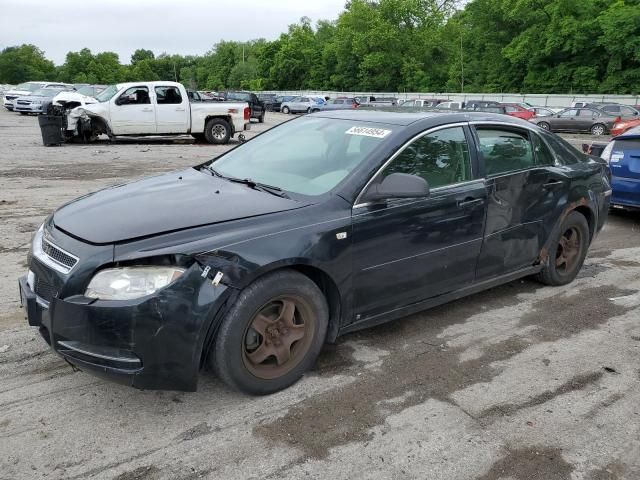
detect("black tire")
[282,106,290,114]
[19,112,28,115]
[204,118,231,145]
[537,211,590,286]
[311,109,320,113]
[306,107,312,114]
[259,111,265,123]
[538,121,551,131]
[590,123,606,136]
[210,270,328,395]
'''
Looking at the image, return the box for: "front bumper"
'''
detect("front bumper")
[20,261,234,391]
[14,103,44,113]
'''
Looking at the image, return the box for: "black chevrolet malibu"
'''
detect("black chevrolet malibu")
[19,111,611,394]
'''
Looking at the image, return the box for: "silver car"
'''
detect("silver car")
[280,96,325,114]
[14,87,72,115]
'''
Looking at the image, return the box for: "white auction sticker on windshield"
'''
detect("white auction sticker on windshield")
[345,126,392,138]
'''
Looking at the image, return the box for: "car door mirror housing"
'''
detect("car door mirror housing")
[366,173,430,201]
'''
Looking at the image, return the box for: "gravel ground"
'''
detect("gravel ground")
[0,108,639,480]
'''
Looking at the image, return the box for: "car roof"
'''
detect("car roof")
[311,109,536,127]
[116,81,183,90]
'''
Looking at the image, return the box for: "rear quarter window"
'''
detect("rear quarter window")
[540,131,584,165]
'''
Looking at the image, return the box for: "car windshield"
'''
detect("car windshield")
[95,85,118,102]
[211,117,391,196]
[16,82,43,91]
[31,89,57,97]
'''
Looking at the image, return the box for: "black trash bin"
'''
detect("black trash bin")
[38,115,64,146]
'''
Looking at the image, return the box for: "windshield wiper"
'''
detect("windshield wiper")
[208,168,290,199]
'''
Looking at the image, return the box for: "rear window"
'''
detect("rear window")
[540,131,584,164]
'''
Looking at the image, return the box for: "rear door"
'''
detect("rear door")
[109,86,156,135]
[154,86,189,134]
[554,109,579,131]
[473,125,566,279]
[351,125,487,320]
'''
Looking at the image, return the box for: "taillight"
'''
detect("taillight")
[615,116,621,123]
[243,106,251,121]
[353,102,358,109]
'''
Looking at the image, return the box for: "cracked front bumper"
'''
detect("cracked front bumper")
[19,263,233,391]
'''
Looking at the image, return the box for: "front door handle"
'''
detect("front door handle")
[142,108,153,112]
[458,198,484,208]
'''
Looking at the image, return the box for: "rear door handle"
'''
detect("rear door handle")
[544,179,564,188]
[458,198,485,208]
[175,107,186,111]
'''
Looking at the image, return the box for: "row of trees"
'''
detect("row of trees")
[1,0,639,94]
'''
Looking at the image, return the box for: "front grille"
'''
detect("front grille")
[42,238,78,270]
[17,100,30,105]
[6,95,17,100]
[35,276,58,303]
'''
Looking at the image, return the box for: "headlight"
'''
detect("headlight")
[85,266,185,300]
[32,100,42,105]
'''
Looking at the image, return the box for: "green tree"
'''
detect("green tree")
[131,48,155,64]
[0,44,56,84]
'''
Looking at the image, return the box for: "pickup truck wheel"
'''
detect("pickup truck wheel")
[537,211,589,286]
[282,106,290,114]
[204,118,231,145]
[210,269,328,395]
[259,112,265,123]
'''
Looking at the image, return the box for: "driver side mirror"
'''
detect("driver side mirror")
[116,94,134,105]
[365,173,430,201]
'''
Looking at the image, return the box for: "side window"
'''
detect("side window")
[155,86,182,105]
[117,86,150,105]
[381,127,472,189]
[476,128,534,176]
[531,133,555,166]
[603,105,619,113]
[559,109,578,117]
[504,106,517,113]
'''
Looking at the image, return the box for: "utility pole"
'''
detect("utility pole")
[242,45,245,64]
[460,34,464,93]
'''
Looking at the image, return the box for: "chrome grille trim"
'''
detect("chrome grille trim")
[33,227,79,275]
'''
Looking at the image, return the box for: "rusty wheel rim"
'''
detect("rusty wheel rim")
[556,226,581,273]
[242,295,315,380]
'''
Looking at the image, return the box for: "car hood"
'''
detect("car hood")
[17,95,48,101]
[53,168,310,244]
[5,89,31,96]
[54,92,97,104]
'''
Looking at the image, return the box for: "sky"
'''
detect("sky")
[0,0,347,65]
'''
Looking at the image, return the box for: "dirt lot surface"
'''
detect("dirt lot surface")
[0,108,639,480]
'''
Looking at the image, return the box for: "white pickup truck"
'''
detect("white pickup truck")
[67,81,250,144]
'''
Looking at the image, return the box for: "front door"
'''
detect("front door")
[351,125,487,321]
[110,86,156,135]
[154,86,189,134]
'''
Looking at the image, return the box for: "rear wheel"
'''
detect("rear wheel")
[282,106,290,114]
[538,121,551,131]
[537,211,589,286]
[591,124,606,136]
[210,270,328,395]
[204,118,231,145]
[306,107,312,114]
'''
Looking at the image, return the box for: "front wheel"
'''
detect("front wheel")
[210,270,328,395]
[259,111,265,123]
[281,106,290,114]
[590,123,606,136]
[204,118,231,145]
[538,121,551,131]
[537,211,589,286]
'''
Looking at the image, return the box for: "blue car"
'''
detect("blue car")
[601,126,640,209]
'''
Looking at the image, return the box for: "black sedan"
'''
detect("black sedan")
[19,111,611,394]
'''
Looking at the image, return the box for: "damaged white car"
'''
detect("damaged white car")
[65,81,251,145]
